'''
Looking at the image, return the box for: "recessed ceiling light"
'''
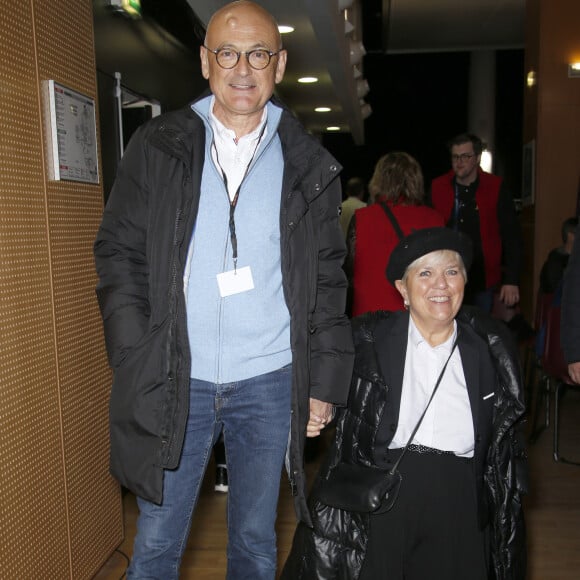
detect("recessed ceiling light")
[315,107,331,112]
[326,126,340,131]
[278,25,294,34]
[298,76,318,84]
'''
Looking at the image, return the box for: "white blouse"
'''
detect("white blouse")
[389,317,475,457]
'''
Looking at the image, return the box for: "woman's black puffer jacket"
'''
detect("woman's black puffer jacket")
[283,307,527,580]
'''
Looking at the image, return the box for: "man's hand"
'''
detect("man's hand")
[499,284,520,307]
[568,362,580,384]
[307,398,334,437]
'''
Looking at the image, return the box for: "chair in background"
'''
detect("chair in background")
[492,290,541,411]
[535,304,580,463]
[524,290,554,418]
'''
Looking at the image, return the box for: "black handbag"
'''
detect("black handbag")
[317,461,402,514]
[317,338,458,514]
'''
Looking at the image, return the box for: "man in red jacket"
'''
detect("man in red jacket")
[430,133,522,312]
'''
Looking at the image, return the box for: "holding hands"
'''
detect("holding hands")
[307,398,334,437]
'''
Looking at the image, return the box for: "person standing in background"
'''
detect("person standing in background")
[540,216,577,294]
[430,133,523,312]
[561,221,580,384]
[339,176,367,238]
[94,2,354,577]
[345,152,444,316]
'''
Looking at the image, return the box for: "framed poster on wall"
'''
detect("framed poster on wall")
[43,80,99,184]
[521,140,535,206]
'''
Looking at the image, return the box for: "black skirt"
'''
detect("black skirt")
[358,448,489,580]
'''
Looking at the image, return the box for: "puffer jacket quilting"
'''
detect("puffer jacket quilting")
[94,94,355,523]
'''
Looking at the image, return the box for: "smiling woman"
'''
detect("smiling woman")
[283,226,528,580]
[395,249,467,345]
[387,227,471,345]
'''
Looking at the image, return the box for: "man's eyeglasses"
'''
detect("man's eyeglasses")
[204,46,281,70]
[451,153,475,163]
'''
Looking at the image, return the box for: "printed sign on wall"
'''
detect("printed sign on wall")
[43,80,99,184]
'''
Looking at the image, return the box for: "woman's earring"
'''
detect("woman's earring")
[404,300,409,309]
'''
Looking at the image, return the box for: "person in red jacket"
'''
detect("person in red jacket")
[430,133,522,312]
[345,152,444,316]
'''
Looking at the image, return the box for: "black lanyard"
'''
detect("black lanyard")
[212,122,266,271]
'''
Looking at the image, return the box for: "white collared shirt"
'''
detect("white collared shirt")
[389,317,475,457]
[208,96,268,201]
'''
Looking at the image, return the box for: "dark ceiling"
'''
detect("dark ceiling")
[93,0,208,111]
[93,0,525,195]
[93,0,524,138]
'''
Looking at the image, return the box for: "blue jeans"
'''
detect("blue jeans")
[127,365,292,580]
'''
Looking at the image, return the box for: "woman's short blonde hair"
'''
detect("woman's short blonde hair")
[368,151,425,204]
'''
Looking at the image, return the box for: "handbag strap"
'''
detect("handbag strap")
[388,334,459,475]
[379,202,405,240]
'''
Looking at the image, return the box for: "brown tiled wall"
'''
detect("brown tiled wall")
[0,1,122,578]
[523,0,580,318]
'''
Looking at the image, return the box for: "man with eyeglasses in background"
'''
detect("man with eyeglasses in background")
[94,1,354,578]
[430,133,522,312]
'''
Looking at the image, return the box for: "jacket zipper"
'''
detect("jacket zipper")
[159,207,182,462]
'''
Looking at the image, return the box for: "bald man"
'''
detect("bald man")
[94,1,353,577]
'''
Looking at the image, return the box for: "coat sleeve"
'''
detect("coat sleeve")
[561,222,580,364]
[308,174,355,406]
[343,213,356,317]
[487,416,528,580]
[281,372,372,580]
[470,309,528,580]
[93,125,151,369]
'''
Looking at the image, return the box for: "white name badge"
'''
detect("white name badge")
[217,266,255,297]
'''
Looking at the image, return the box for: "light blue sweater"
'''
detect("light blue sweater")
[185,97,291,383]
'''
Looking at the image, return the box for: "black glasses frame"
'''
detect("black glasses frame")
[451,153,476,163]
[203,46,281,70]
